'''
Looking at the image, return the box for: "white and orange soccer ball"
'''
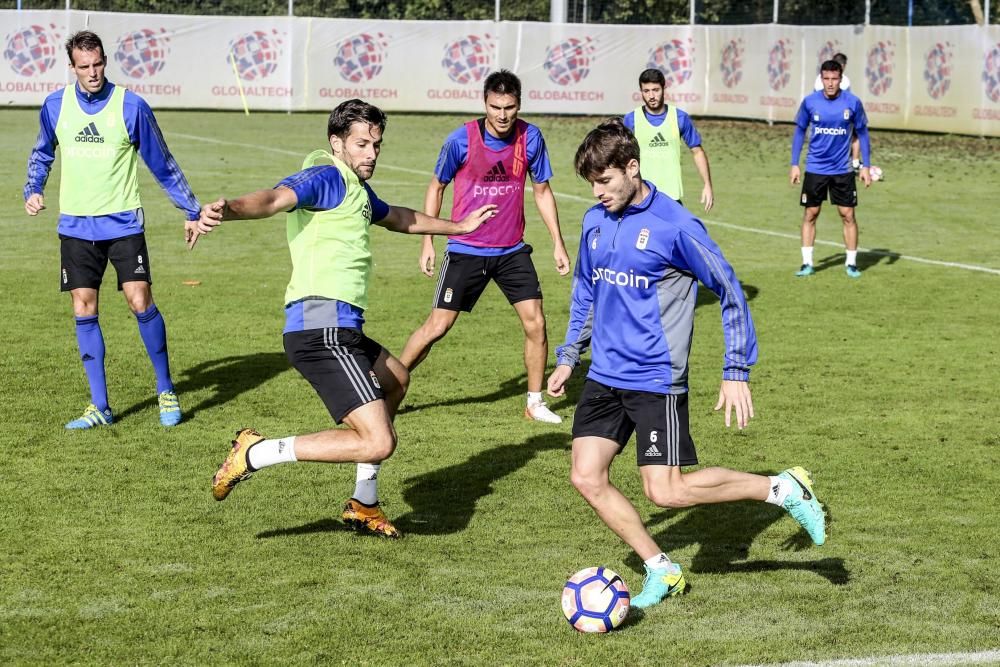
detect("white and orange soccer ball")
[561,567,630,633]
[869,165,884,181]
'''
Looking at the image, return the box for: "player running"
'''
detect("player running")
[399,70,571,424]
[192,99,495,538]
[548,119,826,610]
[791,58,873,278]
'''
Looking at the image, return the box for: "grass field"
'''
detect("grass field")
[1,107,998,666]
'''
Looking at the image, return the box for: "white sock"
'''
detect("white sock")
[766,476,793,506]
[352,463,380,505]
[247,436,297,470]
[801,246,814,266]
[644,553,672,570]
[527,391,543,406]
[846,250,858,266]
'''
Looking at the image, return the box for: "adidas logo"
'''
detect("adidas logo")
[75,122,105,144]
[648,131,670,148]
[482,160,510,183]
[134,265,146,274]
[645,443,662,457]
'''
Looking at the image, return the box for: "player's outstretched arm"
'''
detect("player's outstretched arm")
[713,379,754,430]
[187,186,298,249]
[376,204,496,236]
[420,178,448,277]
[531,181,571,275]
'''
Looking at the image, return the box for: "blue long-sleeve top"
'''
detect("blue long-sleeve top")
[556,183,757,394]
[791,89,871,175]
[24,80,200,241]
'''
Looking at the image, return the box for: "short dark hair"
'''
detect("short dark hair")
[832,52,848,67]
[327,99,387,141]
[483,69,521,105]
[65,31,105,64]
[638,68,666,88]
[574,118,640,181]
[820,59,843,75]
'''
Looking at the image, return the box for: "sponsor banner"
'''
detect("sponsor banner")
[2,12,998,137]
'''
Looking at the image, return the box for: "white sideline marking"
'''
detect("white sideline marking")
[735,649,1000,667]
[173,132,1000,276]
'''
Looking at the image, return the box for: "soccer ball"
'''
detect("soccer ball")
[869,165,884,181]
[561,567,630,633]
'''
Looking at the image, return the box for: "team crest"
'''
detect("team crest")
[636,227,650,250]
[369,370,381,389]
[813,113,819,122]
[843,109,851,120]
[801,193,808,204]
[444,288,454,303]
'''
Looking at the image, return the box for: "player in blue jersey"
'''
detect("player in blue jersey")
[623,68,714,211]
[23,31,201,429]
[791,59,873,278]
[547,119,826,610]
[399,70,571,424]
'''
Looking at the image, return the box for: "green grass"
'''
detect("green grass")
[1,108,998,666]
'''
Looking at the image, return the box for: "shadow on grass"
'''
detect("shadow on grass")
[624,498,848,586]
[255,518,354,540]
[117,352,291,422]
[813,248,900,274]
[393,432,570,535]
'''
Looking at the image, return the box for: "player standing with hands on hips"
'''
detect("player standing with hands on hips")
[193,100,495,539]
[24,30,201,429]
[791,59,872,278]
[547,119,827,610]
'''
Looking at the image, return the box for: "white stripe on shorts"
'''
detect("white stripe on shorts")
[323,328,376,404]
[432,251,451,308]
[664,394,680,466]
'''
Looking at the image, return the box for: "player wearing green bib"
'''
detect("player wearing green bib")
[23,31,202,429]
[196,100,495,538]
[623,69,715,212]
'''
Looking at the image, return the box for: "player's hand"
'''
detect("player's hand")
[185,220,203,250]
[859,167,872,188]
[197,199,225,233]
[420,245,436,277]
[546,364,573,398]
[553,246,571,276]
[453,204,497,235]
[714,379,754,430]
[701,184,714,212]
[789,166,801,185]
[24,193,45,216]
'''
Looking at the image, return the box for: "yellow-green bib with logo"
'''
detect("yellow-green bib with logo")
[55,85,141,216]
[633,105,683,200]
[284,151,374,309]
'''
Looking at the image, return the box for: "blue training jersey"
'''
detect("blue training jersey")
[433,119,552,257]
[277,165,389,333]
[24,81,201,241]
[622,107,702,148]
[791,89,871,175]
[556,183,757,394]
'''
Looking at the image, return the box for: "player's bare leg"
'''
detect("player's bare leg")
[399,307,460,371]
[837,205,861,278]
[514,299,561,423]
[796,205,821,276]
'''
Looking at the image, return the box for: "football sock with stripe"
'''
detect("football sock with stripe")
[644,553,673,570]
[766,476,793,505]
[135,305,173,394]
[247,437,297,470]
[75,315,109,411]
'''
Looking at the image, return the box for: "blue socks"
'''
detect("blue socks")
[135,304,174,394]
[75,315,109,411]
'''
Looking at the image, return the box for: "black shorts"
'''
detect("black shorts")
[572,379,698,467]
[800,171,857,208]
[433,245,543,312]
[283,327,386,424]
[59,233,151,292]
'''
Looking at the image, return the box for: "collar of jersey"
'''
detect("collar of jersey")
[619,180,658,217]
[76,79,113,104]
